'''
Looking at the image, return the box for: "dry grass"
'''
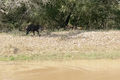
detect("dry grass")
[0,30,120,61]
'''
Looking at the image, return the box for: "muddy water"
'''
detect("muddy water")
[0,60,120,80]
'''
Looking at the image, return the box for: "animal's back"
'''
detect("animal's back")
[26,24,40,31]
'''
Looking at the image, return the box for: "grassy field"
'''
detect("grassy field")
[0,30,120,61]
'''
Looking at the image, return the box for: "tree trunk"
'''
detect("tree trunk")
[62,3,76,29]
[63,12,71,29]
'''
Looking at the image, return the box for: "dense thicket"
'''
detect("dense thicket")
[0,0,120,31]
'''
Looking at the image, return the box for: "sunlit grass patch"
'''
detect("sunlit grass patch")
[1,51,120,61]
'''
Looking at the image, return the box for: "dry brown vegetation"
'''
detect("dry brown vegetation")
[0,30,120,60]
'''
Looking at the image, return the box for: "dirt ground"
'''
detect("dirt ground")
[0,60,120,80]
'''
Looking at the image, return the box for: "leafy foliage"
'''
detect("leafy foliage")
[0,0,120,31]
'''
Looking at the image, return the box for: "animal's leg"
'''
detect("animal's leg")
[26,31,29,35]
[33,31,35,35]
[37,30,41,36]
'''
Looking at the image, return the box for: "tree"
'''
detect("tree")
[0,0,120,31]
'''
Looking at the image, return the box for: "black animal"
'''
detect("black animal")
[26,24,43,36]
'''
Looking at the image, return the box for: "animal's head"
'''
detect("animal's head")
[40,26,45,31]
[36,25,44,31]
